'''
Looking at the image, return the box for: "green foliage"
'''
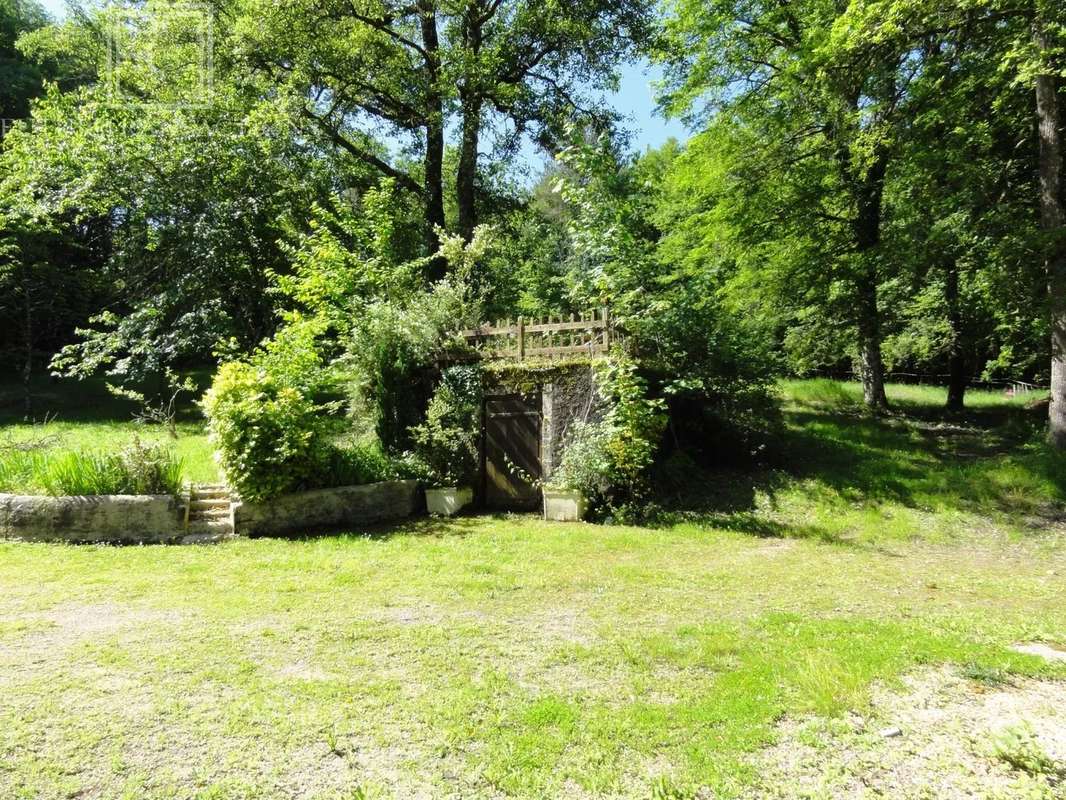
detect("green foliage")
[344,277,480,452]
[0,438,184,496]
[409,365,482,488]
[651,0,1059,406]
[0,0,48,120]
[2,4,352,383]
[201,362,326,502]
[238,0,654,244]
[554,134,781,472]
[597,354,667,497]
[276,185,426,332]
[547,355,666,519]
[547,420,615,497]
[318,443,397,489]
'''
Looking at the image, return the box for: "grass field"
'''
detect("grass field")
[1,380,1065,798]
[0,373,218,486]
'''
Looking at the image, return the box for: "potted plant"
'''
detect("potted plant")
[540,421,612,522]
[542,485,588,522]
[410,367,481,517]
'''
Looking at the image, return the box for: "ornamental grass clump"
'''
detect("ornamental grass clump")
[0,440,184,497]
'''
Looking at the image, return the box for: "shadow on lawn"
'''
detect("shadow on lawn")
[663,395,1066,541]
[254,513,508,543]
[0,370,211,426]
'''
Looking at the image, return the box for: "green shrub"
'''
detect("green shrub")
[542,355,668,521]
[202,362,327,502]
[345,279,479,452]
[548,420,615,497]
[0,440,184,496]
[112,439,186,495]
[598,355,667,497]
[409,365,482,487]
[319,444,395,488]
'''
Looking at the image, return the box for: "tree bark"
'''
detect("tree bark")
[1034,11,1066,446]
[944,257,967,411]
[421,5,447,278]
[22,266,32,420]
[856,269,888,410]
[457,97,482,242]
[853,153,890,411]
[456,2,484,243]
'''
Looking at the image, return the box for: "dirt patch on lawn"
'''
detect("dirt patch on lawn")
[0,602,184,655]
[752,665,1066,799]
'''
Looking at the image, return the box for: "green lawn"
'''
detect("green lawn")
[0,373,218,486]
[0,380,1064,798]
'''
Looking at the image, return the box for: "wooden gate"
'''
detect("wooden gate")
[482,393,542,510]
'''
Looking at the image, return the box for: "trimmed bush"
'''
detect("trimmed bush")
[202,362,326,502]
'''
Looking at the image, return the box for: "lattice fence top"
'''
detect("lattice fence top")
[461,309,613,360]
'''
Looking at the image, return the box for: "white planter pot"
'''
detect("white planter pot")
[425,486,473,517]
[542,488,587,522]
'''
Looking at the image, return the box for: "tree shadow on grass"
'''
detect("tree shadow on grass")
[0,371,211,426]
[663,397,1066,541]
[251,513,502,543]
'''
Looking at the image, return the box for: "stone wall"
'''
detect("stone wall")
[540,365,602,481]
[0,493,187,544]
[0,479,424,544]
[233,479,421,537]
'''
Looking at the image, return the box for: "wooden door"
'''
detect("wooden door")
[482,393,542,510]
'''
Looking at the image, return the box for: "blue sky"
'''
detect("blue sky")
[611,60,688,152]
[37,0,689,157]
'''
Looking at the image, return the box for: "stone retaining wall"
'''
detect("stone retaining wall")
[233,479,422,537]
[1,479,423,544]
[0,493,187,544]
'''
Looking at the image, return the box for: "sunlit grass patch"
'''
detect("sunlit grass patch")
[0,378,1064,798]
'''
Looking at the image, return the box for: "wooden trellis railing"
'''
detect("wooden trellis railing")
[461,309,613,360]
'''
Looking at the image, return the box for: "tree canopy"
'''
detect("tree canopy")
[1,0,1066,446]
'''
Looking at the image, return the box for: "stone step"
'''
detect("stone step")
[189,507,231,522]
[185,518,232,535]
[190,498,230,511]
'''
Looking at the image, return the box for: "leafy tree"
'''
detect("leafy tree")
[878,19,1045,409]
[2,4,357,384]
[558,133,780,465]
[827,0,1066,431]
[0,0,48,121]
[655,0,984,410]
[238,0,653,263]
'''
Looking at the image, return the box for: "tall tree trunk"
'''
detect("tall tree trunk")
[944,257,967,411]
[856,269,888,409]
[456,3,483,243]
[853,154,890,411]
[22,267,32,419]
[457,97,482,242]
[421,5,447,279]
[1034,11,1066,446]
